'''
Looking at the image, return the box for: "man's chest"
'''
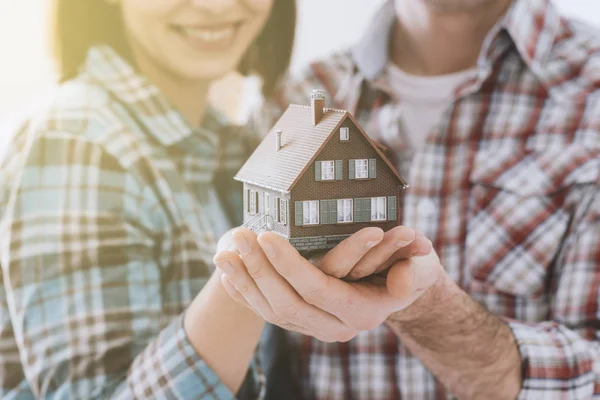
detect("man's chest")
[363,88,599,317]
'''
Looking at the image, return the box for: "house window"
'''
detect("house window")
[249,190,258,214]
[303,201,319,225]
[321,161,335,180]
[355,159,369,179]
[280,199,287,225]
[337,199,353,223]
[264,193,270,216]
[340,127,349,141]
[274,198,280,222]
[371,197,387,221]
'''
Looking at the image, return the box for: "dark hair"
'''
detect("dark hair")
[49,0,296,95]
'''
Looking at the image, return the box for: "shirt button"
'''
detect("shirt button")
[418,199,436,217]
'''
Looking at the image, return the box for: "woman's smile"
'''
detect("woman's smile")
[170,21,243,52]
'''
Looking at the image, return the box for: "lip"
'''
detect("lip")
[171,22,243,53]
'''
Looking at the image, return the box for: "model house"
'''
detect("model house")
[234,90,409,252]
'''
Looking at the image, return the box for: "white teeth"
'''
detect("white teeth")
[184,26,235,42]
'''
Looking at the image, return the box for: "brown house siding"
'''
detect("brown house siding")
[289,117,402,239]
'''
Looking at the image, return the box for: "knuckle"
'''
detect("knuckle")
[247,265,266,280]
[301,288,327,306]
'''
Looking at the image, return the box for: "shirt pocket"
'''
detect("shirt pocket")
[466,144,599,297]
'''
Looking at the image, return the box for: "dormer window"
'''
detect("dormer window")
[340,127,349,141]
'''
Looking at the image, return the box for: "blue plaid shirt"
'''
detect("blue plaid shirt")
[0,45,259,399]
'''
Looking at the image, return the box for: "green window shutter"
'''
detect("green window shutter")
[349,159,356,179]
[295,201,303,226]
[369,159,377,178]
[387,196,397,221]
[354,198,362,222]
[315,162,322,181]
[364,198,372,221]
[320,200,329,225]
[329,199,338,224]
[335,160,343,180]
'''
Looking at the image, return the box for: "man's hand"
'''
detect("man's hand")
[212,227,440,342]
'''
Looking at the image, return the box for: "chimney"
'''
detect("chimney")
[310,89,326,125]
[275,129,282,151]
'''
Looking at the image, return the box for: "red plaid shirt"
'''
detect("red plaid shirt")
[253,0,600,398]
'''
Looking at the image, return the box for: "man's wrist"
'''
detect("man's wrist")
[386,267,453,325]
[385,271,523,399]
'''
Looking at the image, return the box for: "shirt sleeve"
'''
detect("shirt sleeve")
[506,182,600,399]
[0,130,257,399]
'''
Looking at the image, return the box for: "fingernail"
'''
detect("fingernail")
[215,260,233,273]
[234,234,250,256]
[260,240,276,258]
[394,240,412,248]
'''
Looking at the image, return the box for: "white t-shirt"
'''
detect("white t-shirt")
[385,62,477,152]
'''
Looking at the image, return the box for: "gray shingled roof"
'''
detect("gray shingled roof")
[235,105,347,192]
[235,104,407,192]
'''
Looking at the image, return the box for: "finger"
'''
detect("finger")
[259,232,404,330]
[220,273,255,312]
[373,232,433,275]
[386,251,442,299]
[318,227,384,278]
[216,250,330,336]
[257,232,363,313]
[346,226,415,280]
[214,250,274,319]
[231,228,354,340]
[216,227,240,254]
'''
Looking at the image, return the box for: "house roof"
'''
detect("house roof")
[234,104,408,193]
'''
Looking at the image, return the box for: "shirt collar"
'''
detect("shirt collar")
[350,0,396,81]
[351,0,561,82]
[83,45,219,148]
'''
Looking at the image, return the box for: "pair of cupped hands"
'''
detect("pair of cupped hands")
[214,226,442,342]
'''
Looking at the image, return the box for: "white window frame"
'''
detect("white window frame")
[321,160,335,181]
[303,200,319,225]
[249,190,258,214]
[371,197,387,221]
[274,198,280,222]
[280,199,287,225]
[337,199,353,223]
[340,127,349,141]
[355,159,369,179]
[264,192,270,216]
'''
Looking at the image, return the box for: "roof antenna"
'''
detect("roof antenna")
[275,129,282,151]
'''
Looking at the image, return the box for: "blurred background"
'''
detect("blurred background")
[0,0,599,130]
